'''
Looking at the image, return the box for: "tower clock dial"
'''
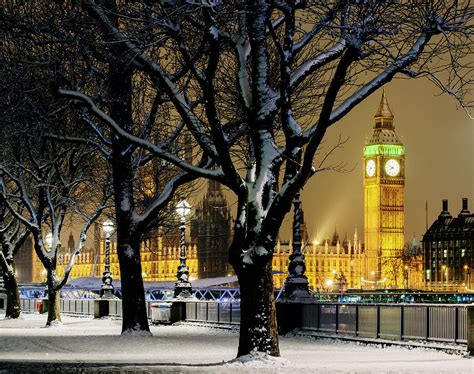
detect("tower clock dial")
[385,159,400,177]
[366,160,376,177]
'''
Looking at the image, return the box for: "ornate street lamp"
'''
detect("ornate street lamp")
[100,219,115,299]
[45,233,53,249]
[285,191,311,299]
[174,199,193,298]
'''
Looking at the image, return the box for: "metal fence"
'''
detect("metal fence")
[185,301,240,325]
[301,303,469,345]
[20,298,38,313]
[61,299,95,316]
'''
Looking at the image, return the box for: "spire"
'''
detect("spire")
[411,233,418,248]
[367,87,401,145]
[206,180,224,203]
[374,87,394,120]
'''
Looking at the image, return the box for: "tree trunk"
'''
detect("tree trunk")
[117,236,150,334]
[46,286,61,326]
[236,258,279,357]
[3,270,20,319]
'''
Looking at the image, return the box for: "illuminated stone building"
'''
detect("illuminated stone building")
[363,90,405,287]
[423,198,474,291]
[272,228,364,291]
[53,224,199,284]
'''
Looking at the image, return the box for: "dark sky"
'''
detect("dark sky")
[78,78,472,248]
[277,78,473,244]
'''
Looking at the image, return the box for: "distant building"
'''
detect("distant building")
[423,198,474,291]
[273,228,364,291]
[363,90,405,288]
[191,180,233,278]
[17,180,232,283]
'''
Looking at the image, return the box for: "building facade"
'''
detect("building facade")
[423,198,473,291]
[363,90,405,288]
[273,229,364,291]
[191,180,233,278]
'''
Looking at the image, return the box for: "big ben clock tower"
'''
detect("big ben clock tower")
[363,89,405,287]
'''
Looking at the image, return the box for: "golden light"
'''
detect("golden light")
[312,240,320,246]
[325,279,333,287]
[370,271,375,276]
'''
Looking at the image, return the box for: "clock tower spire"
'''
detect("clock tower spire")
[363,89,405,288]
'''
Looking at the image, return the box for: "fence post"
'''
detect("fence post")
[376,305,380,339]
[454,306,459,344]
[217,302,220,323]
[335,304,339,334]
[355,305,359,336]
[467,305,474,355]
[317,304,321,332]
[425,306,430,340]
[230,303,232,324]
[400,305,404,341]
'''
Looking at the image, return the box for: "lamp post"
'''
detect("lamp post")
[463,264,472,291]
[404,265,409,289]
[100,219,115,299]
[174,199,193,298]
[285,191,311,299]
[333,271,347,297]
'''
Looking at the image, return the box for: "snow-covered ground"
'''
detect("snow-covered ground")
[0,312,471,373]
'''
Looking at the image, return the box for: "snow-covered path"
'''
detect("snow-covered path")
[0,313,471,373]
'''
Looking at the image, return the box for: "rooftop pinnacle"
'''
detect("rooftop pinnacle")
[374,88,394,120]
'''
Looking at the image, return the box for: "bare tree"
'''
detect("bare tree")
[0,128,112,325]
[0,206,29,319]
[60,0,471,356]
[5,0,471,355]
[1,0,202,333]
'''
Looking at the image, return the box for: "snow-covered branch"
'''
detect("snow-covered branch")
[58,89,223,180]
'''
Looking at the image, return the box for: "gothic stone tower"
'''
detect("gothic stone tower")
[363,90,405,287]
[191,180,233,278]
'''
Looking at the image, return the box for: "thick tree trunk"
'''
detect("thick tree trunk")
[46,286,61,326]
[117,235,150,334]
[236,258,279,357]
[105,17,150,334]
[3,270,20,319]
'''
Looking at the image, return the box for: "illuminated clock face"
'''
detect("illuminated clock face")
[366,160,376,177]
[385,159,400,177]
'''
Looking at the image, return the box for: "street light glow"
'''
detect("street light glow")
[102,219,115,236]
[45,233,53,249]
[175,199,192,219]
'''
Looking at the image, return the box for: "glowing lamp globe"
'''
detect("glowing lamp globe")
[176,199,192,219]
[45,233,53,248]
[103,219,115,236]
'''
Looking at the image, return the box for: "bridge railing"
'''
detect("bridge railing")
[15,297,473,352]
[301,303,469,345]
[185,301,240,325]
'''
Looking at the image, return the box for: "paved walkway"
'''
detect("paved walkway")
[0,313,471,373]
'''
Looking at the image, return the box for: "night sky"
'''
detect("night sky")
[284,78,474,244]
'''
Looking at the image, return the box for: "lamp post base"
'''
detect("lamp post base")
[174,282,193,299]
[100,284,115,299]
[284,276,312,300]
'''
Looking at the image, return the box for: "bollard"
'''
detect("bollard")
[94,299,109,318]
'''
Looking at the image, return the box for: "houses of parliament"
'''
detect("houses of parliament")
[16,92,430,291]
